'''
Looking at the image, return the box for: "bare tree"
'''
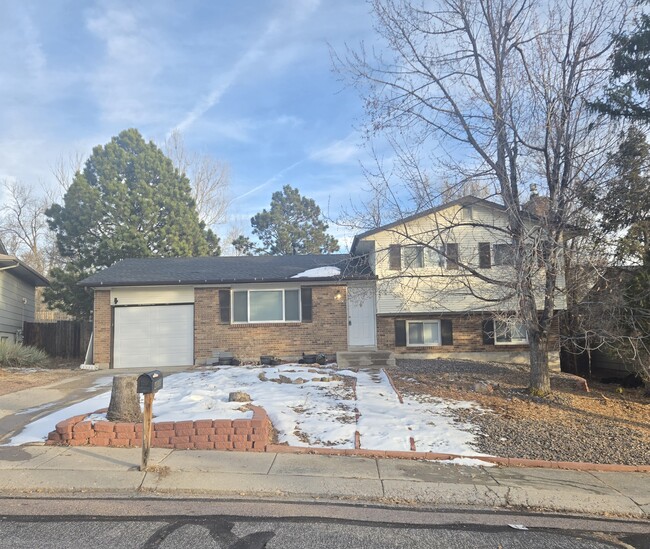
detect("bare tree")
[337,0,628,394]
[51,152,84,196]
[164,130,230,229]
[0,179,58,274]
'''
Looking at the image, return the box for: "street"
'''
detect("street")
[0,498,647,549]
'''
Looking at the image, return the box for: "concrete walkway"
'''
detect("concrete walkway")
[0,445,647,519]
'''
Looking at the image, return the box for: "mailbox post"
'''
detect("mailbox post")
[137,370,163,471]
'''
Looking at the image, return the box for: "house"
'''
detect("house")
[79,255,374,368]
[79,196,563,369]
[350,196,563,369]
[0,240,50,343]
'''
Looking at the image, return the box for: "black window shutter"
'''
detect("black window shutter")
[441,319,454,345]
[482,319,495,345]
[478,242,491,268]
[301,287,313,322]
[389,245,401,270]
[219,290,231,323]
[395,320,406,347]
[446,243,459,269]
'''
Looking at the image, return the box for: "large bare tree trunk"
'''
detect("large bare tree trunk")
[529,332,551,395]
[107,375,142,423]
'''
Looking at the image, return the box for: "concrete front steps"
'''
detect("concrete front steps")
[336,350,396,369]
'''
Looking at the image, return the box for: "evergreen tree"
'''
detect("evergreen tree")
[600,126,650,265]
[593,3,650,120]
[251,185,339,255]
[231,235,256,256]
[45,129,220,318]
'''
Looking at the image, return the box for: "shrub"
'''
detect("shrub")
[0,342,49,368]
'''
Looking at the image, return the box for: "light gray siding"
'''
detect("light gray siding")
[0,270,36,335]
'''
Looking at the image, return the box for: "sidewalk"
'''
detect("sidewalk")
[0,445,647,518]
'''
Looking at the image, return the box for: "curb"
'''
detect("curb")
[264,444,650,472]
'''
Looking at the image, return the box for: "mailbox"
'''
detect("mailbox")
[137,370,163,394]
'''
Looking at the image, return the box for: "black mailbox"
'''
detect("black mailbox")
[137,370,163,394]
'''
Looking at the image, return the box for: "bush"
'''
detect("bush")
[0,342,49,368]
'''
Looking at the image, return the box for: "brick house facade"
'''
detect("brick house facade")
[194,286,348,362]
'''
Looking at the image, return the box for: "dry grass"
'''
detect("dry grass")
[393,363,650,445]
[0,367,80,396]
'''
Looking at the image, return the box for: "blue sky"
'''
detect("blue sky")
[0,1,381,249]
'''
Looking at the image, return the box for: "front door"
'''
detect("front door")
[347,283,376,348]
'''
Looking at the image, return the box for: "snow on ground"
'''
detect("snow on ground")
[6,392,111,446]
[291,266,340,278]
[5,364,486,458]
[355,369,484,455]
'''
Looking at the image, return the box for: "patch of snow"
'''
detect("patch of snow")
[291,266,341,278]
[5,392,111,446]
[6,364,486,455]
[436,457,496,467]
[355,369,485,455]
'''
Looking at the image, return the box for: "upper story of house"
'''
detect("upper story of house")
[350,196,567,315]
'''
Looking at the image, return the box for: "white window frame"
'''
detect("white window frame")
[232,288,301,324]
[493,243,515,266]
[494,318,529,346]
[406,320,441,347]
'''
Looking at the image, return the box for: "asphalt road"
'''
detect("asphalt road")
[0,498,647,549]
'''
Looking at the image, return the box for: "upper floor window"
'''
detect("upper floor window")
[461,206,473,220]
[402,246,424,269]
[233,289,300,323]
[493,243,515,266]
[444,243,459,270]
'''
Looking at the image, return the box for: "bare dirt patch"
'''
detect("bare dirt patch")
[393,359,650,465]
[0,364,81,396]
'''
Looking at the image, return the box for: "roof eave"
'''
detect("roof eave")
[79,274,375,288]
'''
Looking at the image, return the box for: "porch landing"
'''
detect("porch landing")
[336,350,396,369]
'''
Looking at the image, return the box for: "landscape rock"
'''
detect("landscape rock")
[228,391,251,402]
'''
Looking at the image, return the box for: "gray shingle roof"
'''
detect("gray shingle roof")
[79,254,372,287]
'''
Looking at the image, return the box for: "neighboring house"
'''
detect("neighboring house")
[0,239,50,343]
[80,196,563,369]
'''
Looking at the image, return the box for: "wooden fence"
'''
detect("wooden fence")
[23,320,93,359]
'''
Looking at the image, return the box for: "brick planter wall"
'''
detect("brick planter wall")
[46,405,272,451]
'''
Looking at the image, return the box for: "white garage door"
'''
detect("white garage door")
[113,304,194,368]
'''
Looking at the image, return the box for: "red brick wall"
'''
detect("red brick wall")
[93,290,111,366]
[195,286,348,362]
[47,406,272,451]
[377,313,560,355]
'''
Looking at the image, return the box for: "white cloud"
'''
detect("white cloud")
[85,4,164,124]
[171,0,321,134]
[310,133,361,165]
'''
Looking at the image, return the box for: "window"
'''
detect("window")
[461,206,473,220]
[402,246,424,269]
[444,243,459,270]
[388,244,401,270]
[493,243,515,266]
[495,319,528,345]
[406,320,441,346]
[478,242,491,268]
[232,289,301,323]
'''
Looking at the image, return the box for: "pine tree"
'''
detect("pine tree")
[45,129,220,318]
[593,4,650,120]
[251,185,339,255]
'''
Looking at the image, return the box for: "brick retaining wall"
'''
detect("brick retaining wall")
[46,406,272,451]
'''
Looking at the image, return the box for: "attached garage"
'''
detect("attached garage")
[110,287,195,369]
